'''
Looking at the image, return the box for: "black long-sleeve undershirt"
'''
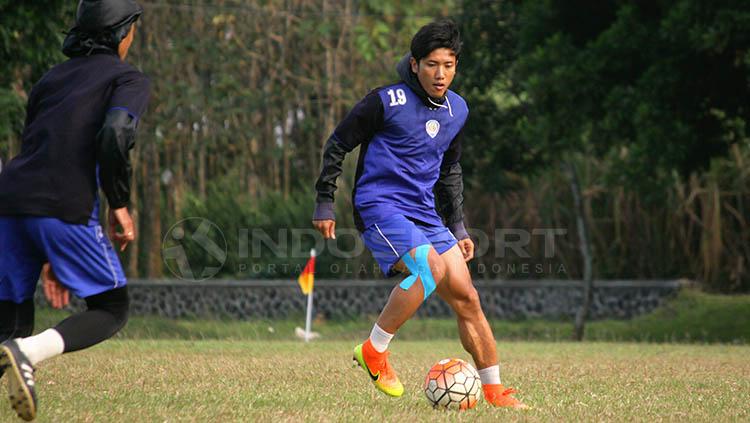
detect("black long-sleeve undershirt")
[96,109,138,209]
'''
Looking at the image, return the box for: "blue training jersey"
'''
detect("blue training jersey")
[314,58,470,242]
[353,83,468,228]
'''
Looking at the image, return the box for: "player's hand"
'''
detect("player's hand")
[313,219,336,239]
[109,206,135,251]
[457,238,474,262]
[42,263,69,309]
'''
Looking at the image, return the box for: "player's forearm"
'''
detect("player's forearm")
[96,109,138,208]
[449,221,469,241]
[313,90,383,220]
[313,201,335,221]
[435,161,468,239]
[313,135,351,218]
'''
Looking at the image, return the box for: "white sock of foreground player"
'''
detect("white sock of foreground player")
[369,323,394,353]
[478,365,502,385]
[16,328,65,366]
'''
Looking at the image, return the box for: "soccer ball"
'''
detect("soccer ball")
[424,358,482,410]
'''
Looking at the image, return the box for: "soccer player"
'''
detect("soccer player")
[312,19,527,408]
[0,0,149,420]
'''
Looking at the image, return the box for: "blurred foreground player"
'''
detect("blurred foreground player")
[312,20,526,408]
[0,0,149,420]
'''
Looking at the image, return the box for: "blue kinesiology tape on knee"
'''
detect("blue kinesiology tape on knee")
[398,252,419,290]
[398,244,437,300]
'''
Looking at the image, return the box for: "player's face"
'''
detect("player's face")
[411,48,457,99]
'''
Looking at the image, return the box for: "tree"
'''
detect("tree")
[0,1,74,159]
[457,0,750,327]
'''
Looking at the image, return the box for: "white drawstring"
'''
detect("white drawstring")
[427,97,454,117]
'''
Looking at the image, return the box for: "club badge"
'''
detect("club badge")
[425,119,440,139]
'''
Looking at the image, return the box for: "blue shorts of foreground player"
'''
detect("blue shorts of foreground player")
[361,214,458,277]
[0,216,126,303]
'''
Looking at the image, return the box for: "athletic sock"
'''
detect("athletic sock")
[369,324,394,353]
[16,328,65,366]
[478,365,502,386]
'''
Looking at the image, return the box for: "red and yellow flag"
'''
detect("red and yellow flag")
[298,249,316,295]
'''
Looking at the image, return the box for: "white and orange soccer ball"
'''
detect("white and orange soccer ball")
[423,358,482,410]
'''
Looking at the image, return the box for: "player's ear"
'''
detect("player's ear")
[410,57,419,74]
[118,24,136,59]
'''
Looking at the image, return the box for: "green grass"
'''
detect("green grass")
[5,290,748,421]
[1,341,747,422]
[33,289,750,343]
[584,289,750,343]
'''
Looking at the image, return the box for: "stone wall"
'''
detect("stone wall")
[40,279,685,320]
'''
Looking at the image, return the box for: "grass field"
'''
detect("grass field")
[4,289,748,421]
[0,340,748,422]
[32,289,750,343]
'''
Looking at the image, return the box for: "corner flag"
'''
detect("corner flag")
[298,249,316,295]
[298,249,317,342]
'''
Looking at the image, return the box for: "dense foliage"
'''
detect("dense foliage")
[459,0,749,291]
[0,0,747,291]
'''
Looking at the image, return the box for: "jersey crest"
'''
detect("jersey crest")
[425,119,440,139]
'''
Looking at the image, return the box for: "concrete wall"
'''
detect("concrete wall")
[40,279,685,320]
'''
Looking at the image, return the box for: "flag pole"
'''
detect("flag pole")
[304,248,316,342]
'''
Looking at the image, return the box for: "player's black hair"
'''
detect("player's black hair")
[410,19,462,62]
[62,0,143,57]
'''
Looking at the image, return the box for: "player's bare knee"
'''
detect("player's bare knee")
[398,245,442,300]
[454,287,482,317]
[465,289,482,315]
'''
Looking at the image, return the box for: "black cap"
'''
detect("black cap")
[74,0,143,32]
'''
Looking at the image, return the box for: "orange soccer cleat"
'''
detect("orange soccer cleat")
[352,339,404,397]
[483,384,529,409]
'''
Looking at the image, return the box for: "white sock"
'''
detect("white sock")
[369,324,394,353]
[478,365,502,386]
[16,329,65,366]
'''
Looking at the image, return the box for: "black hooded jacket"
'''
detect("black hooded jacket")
[0,0,149,224]
[313,54,468,239]
[0,53,149,224]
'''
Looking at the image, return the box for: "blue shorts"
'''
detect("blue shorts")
[0,216,126,303]
[361,214,457,277]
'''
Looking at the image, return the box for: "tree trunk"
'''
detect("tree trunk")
[127,149,140,278]
[323,0,336,137]
[145,141,162,278]
[566,162,593,341]
[281,6,291,200]
[174,135,184,222]
[6,136,16,160]
[198,141,206,201]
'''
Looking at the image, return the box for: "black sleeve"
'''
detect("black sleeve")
[96,109,138,209]
[97,71,150,209]
[313,90,383,219]
[108,70,151,118]
[434,128,468,238]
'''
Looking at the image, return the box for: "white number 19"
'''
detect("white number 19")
[387,88,407,106]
